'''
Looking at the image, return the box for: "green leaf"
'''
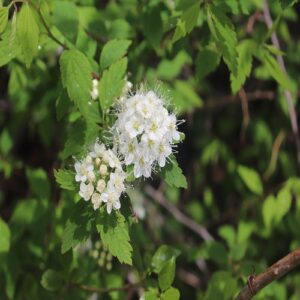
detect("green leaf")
[207,4,238,75]
[274,188,292,223]
[230,40,254,93]
[0,129,13,155]
[100,39,131,70]
[142,5,163,48]
[17,3,40,67]
[26,168,50,199]
[144,290,159,300]
[61,120,86,160]
[0,6,8,34]
[262,195,277,228]
[256,48,294,91]
[54,169,76,191]
[196,47,221,80]
[237,165,263,195]
[161,287,180,300]
[41,269,64,292]
[60,50,100,123]
[96,210,133,265]
[172,2,200,43]
[161,156,187,189]
[152,245,180,273]
[0,218,10,254]
[99,57,127,111]
[61,201,94,254]
[52,0,79,43]
[158,257,176,291]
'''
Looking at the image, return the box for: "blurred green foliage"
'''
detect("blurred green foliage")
[1,0,300,299]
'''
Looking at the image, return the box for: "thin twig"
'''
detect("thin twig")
[144,185,214,241]
[235,248,300,300]
[262,0,300,163]
[73,276,145,294]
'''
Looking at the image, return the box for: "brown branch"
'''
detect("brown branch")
[235,248,300,300]
[144,185,214,241]
[262,0,300,164]
[73,276,145,294]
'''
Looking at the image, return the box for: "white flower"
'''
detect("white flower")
[79,182,94,201]
[113,89,182,178]
[100,189,121,214]
[74,141,126,213]
[91,192,102,210]
[90,79,99,100]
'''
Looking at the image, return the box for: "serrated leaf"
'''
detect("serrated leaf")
[61,201,94,254]
[263,195,277,228]
[274,188,292,223]
[54,169,76,191]
[96,210,133,265]
[161,287,180,300]
[196,47,221,80]
[100,39,131,69]
[237,165,263,195]
[0,7,8,34]
[230,40,254,93]
[99,57,127,111]
[172,2,200,43]
[158,257,176,291]
[41,269,64,292]
[207,4,238,75]
[60,50,100,123]
[17,3,40,67]
[52,0,79,43]
[161,156,187,189]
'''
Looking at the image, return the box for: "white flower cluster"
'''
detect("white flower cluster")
[113,90,181,178]
[74,141,126,214]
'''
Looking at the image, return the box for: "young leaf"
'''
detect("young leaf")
[206,4,238,75]
[96,210,133,265]
[54,169,76,191]
[61,201,94,254]
[99,57,127,111]
[172,2,200,43]
[237,165,263,195]
[158,257,176,291]
[160,157,187,189]
[152,245,180,273]
[41,270,64,292]
[0,6,8,34]
[100,39,131,69]
[26,168,50,200]
[17,3,40,67]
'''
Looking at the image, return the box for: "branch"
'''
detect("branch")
[73,276,145,294]
[262,0,300,163]
[235,248,300,300]
[144,185,214,241]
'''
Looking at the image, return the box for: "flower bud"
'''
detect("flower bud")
[99,164,108,176]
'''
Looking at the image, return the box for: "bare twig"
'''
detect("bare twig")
[235,248,300,300]
[73,276,145,294]
[264,130,286,180]
[144,185,214,241]
[262,0,300,163]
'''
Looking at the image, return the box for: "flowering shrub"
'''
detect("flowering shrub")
[1,1,300,300]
